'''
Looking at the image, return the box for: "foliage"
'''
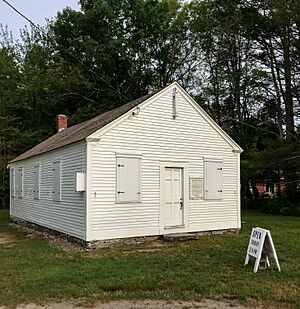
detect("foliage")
[244,197,300,216]
[51,0,195,122]
[0,0,299,207]
[0,27,64,207]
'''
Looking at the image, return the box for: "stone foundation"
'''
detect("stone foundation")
[10,216,86,248]
[11,216,240,250]
[89,235,161,249]
[196,228,240,236]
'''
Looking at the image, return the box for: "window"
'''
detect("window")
[33,165,40,199]
[16,167,23,198]
[205,160,223,200]
[10,168,15,197]
[52,161,61,201]
[116,156,141,203]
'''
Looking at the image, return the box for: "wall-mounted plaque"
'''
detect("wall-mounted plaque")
[189,177,203,200]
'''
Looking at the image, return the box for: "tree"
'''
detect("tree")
[0,30,22,207]
[51,0,196,122]
[0,0,299,207]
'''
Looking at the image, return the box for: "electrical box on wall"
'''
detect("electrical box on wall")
[75,172,85,192]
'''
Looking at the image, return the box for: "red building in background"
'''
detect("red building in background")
[255,178,286,197]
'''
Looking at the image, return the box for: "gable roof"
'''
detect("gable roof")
[10,89,162,163]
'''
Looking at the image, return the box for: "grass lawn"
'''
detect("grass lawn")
[0,209,299,308]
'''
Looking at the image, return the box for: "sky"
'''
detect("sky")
[0,0,80,40]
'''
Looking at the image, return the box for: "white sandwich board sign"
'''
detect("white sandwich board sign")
[245,227,281,273]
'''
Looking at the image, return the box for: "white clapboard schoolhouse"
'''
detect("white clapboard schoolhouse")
[9,82,243,245]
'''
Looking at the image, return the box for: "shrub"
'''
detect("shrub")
[242,197,300,216]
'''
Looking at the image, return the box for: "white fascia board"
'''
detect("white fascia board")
[174,82,244,153]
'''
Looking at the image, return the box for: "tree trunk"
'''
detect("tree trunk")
[282,26,295,141]
[281,25,298,202]
[267,38,284,139]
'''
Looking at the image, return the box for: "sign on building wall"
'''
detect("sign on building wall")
[189,178,203,200]
[245,227,281,273]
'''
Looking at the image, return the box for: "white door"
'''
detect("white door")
[164,167,183,226]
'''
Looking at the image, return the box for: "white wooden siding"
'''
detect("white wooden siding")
[10,142,86,240]
[88,86,239,241]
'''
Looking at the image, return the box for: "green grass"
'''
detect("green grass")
[0,209,299,308]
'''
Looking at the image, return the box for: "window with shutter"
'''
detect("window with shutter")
[10,168,15,197]
[205,161,223,200]
[53,161,61,201]
[16,167,23,198]
[33,165,40,199]
[116,156,141,203]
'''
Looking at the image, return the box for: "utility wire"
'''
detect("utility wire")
[1,0,130,102]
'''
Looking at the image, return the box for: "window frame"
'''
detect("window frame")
[115,153,142,204]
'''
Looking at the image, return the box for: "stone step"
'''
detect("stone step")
[163,232,198,242]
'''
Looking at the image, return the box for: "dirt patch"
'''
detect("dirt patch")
[0,299,266,309]
[91,300,264,308]
[0,233,16,245]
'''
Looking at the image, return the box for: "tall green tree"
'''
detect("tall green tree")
[189,0,299,203]
[0,0,299,206]
[0,30,22,207]
[51,0,196,122]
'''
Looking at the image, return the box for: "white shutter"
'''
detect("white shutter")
[16,167,23,198]
[116,157,141,202]
[15,169,19,196]
[10,168,15,197]
[33,165,40,199]
[53,161,61,201]
[205,161,223,200]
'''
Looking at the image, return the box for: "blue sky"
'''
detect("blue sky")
[0,0,80,39]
